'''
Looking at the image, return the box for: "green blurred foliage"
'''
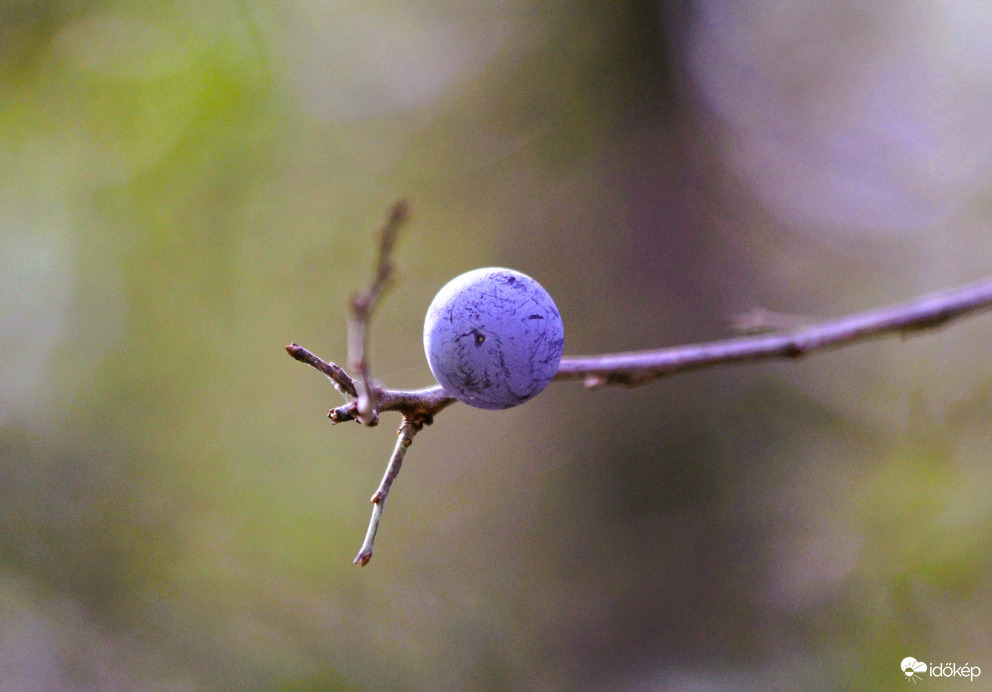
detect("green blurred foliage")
[2,1,992,690]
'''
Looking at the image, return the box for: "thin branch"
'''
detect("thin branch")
[555,278,992,387]
[285,343,356,398]
[347,200,411,425]
[354,418,420,566]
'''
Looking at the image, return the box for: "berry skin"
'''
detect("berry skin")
[423,267,564,409]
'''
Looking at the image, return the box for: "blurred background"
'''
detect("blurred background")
[3,1,992,690]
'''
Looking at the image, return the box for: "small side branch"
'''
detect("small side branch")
[348,200,411,425]
[285,343,356,398]
[555,279,992,387]
[354,419,420,566]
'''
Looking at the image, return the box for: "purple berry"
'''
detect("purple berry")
[424,268,564,409]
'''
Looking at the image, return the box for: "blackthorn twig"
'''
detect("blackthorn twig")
[288,201,992,567]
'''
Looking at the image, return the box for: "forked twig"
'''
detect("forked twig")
[288,201,992,566]
[285,342,453,565]
[287,201,454,565]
